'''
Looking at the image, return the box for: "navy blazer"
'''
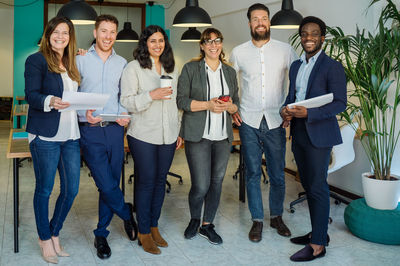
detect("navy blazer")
[25,52,63,137]
[283,51,347,148]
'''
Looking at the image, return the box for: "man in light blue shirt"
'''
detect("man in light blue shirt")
[76,14,137,260]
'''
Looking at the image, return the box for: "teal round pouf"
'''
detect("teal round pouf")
[344,198,400,245]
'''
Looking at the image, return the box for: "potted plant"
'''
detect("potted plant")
[291,0,400,210]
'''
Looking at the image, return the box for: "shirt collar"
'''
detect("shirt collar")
[205,59,222,73]
[88,44,116,57]
[300,49,322,64]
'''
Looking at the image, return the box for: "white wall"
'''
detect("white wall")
[0,5,14,97]
[165,0,397,196]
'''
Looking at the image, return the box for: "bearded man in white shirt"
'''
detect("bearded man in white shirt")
[230,3,298,243]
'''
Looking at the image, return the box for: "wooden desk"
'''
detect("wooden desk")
[13,104,28,128]
[6,129,31,253]
[15,96,25,104]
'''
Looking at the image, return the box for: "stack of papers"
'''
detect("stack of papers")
[288,93,333,109]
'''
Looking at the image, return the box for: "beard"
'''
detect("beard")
[251,26,270,41]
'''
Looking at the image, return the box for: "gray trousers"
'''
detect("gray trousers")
[185,138,231,223]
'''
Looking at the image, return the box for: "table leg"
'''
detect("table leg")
[13,158,19,253]
[239,146,245,203]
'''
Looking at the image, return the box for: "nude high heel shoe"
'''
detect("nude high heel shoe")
[51,237,70,257]
[38,239,58,264]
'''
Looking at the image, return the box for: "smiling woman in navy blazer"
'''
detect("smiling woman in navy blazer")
[281,17,347,262]
[25,16,81,264]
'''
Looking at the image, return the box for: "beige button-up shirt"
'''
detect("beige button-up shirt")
[121,59,180,145]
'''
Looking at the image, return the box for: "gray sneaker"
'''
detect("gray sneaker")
[199,224,223,245]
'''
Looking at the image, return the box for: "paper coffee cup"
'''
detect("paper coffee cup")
[160,75,173,99]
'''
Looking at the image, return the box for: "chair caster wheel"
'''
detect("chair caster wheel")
[290,207,295,213]
[328,217,333,224]
[179,180,183,185]
[263,179,268,184]
[166,188,171,193]
[335,200,340,205]
[233,175,237,180]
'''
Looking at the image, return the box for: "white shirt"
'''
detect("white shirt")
[121,59,180,145]
[202,61,229,141]
[230,39,298,129]
[28,72,80,142]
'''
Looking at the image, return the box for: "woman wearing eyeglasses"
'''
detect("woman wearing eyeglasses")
[177,28,239,245]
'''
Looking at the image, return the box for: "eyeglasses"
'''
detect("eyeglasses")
[300,32,321,38]
[203,38,222,46]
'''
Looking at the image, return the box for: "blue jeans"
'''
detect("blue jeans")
[79,124,131,238]
[128,136,176,234]
[185,138,231,223]
[30,137,80,240]
[239,118,286,220]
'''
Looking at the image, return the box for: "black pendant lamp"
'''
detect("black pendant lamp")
[173,0,211,28]
[57,0,97,25]
[116,22,139,42]
[181,27,201,42]
[270,0,303,29]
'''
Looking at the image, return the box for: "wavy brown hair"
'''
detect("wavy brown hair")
[192,28,228,64]
[39,16,80,84]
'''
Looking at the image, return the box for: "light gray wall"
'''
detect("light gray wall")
[48,3,141,61]
[0,5,14,97]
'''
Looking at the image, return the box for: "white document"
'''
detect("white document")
[100,114,131,122]
[60,91,110,112]
[288,93,333,109]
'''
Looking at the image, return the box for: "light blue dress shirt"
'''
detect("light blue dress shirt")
[76,45,127,122]
[295,49,323,102]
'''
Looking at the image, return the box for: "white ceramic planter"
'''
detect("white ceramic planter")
[362,172,400,210]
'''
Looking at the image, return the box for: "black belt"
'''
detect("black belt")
[79,121,118,127]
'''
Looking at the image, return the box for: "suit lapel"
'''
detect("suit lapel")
[55,73,64,96]
[291,61,302,102]
[198,60,207,100]
[305,51,326,99]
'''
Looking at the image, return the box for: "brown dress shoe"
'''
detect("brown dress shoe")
[248,221,263,242]
[138,233,161,255]
[270,216,291,237]
[150,227,168,247]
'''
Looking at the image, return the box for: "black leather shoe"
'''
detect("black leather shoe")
[94,236,111,259]
[290,232,330,246]
[248,221,263,242]
[184,219,200,239]
[290,245,326,262]
[124,203,138,241]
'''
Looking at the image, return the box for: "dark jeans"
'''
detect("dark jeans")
[128,136,176,234]
[185,138,231,223]
[30,137,80,240]
[79,124,131,238]
[239,118,286,220]
[292,118,331,246]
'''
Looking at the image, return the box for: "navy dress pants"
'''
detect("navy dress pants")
[80,124,131,238]
[291,118,332,246]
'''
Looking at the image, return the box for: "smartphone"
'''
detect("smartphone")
[218,95,230,102]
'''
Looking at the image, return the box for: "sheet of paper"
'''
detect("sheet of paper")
[99,114,131,122]
[60,91,110,112]
[288,93,333,109]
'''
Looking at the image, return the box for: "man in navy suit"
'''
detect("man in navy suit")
[280,16,347,262]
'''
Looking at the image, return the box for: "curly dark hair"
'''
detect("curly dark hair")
[133,25,175,73]
[299,16,327,37]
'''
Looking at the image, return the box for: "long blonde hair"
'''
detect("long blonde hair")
[39,16,80,84]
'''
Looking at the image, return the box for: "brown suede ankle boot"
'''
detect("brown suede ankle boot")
[150,227,168,247]
[138,233,161,255]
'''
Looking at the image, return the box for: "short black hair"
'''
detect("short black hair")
[247,3,270,20]
[299,16,326,36]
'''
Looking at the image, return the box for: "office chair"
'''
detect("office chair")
[289,123,358,213]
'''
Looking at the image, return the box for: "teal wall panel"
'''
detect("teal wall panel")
[13,0,43,127]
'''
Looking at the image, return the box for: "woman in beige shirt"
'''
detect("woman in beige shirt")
[121,25,182,255]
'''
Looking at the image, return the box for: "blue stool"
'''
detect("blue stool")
[344,198,400,245]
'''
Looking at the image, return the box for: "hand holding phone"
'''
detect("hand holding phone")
[218,95,230,102]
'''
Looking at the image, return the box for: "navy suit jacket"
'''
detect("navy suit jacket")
[25,52,63,137]
[283,51,347,148]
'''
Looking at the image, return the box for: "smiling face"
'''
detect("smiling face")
[94,21,117,53]
[200,32,223,61]
[300,22,325,59]
[249,9,270,41]
[49,22,70,55]
[146,32,165,60]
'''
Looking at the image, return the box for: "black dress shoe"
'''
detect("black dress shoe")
[290,245,326,262]
[290,232,330,246]
[184,219,200,239]
[94,236,111,259]
[124,203,138,241]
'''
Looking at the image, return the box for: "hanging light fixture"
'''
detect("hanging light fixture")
[181,27,201,42]
[116,4,139,42]
[57,0,98,25]
[270,0,303,29]
[173,0,211,28]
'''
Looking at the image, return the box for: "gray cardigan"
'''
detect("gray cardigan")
[176,60,240,142]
